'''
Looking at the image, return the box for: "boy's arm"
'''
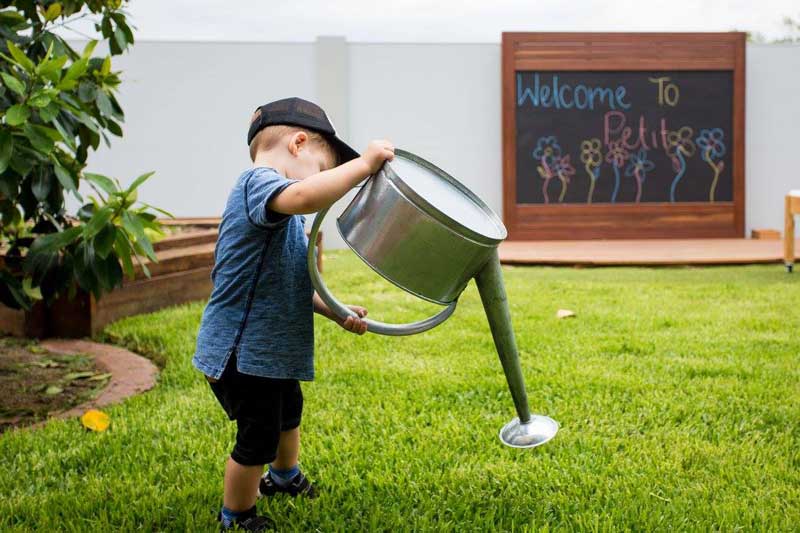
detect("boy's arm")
[313,292,368,335]
[312,291,335,320]
[269,140,394,215]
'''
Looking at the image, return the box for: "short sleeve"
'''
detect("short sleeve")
[243,168,299,228]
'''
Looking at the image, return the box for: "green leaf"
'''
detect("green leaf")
[73,240,98,296]
[60,57,87,85]
[118,19,134,47]
[0,270,31,310]
[50,118,75,151]
[95,251,122,291]
[74,110,99,133]
[94,224,116,258]
[122,210,156,262]
[36,55,67,83]
[29,225,81,254]
[77,203,95,220]
[38,125,61,141]
[38,101,59,121]
[43,3,62,22]
[101,16,113,38]
[0,171,17,198]
[64,371,95,381]
[21,277,42,300]
[23,123,55,154]
[106,118,122,137]
[31,167,52,200]
[113,26,127,52]
[95,90,113,116]
[138,202,175,219]
[114,229,134,278]
[53,163,77,193]
[127,171,154,194]
[6,104,30,126]
[0,10,27,26]
[108,93,124,121]
[83,206,113,239]
[29,359,59,368]
[0,130,13,173]
[1,71,25,97]
[82,40,98,59]
[101,56,111,76]
[6,40,35,72]
[45,385,63,395]
[29,92,51,108]
[83,172,117,194]
[78,80,97,103]
[10,153,33,177]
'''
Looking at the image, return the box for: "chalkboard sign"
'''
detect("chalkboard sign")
[515,71,733,204]
[501,33,746,240]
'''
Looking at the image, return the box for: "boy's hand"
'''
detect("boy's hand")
[360,140,395,174]
[338,305,368,335]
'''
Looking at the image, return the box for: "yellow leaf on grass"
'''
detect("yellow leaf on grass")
[80,409,110,432]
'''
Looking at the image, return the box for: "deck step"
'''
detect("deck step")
[154,229,218,251]
[135,242,215,279]
[159,217,221,228]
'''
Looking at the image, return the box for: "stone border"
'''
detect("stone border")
[37,339,158,420]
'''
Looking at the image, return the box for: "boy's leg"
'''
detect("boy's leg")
[223,457,263,511]
[260,381,316,497]
[271,427,300,470]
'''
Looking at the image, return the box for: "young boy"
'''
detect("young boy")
[192,97,394,531]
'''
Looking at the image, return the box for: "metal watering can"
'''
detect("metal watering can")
[307,149,558,448]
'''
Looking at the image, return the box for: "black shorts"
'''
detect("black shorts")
[207,354,303,466]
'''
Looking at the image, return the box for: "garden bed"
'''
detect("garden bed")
[0,219,324,338]
[0,336,110,432]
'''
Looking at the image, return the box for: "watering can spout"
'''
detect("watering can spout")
[474,250,559,448]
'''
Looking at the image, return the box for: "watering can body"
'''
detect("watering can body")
[336,150,505,305]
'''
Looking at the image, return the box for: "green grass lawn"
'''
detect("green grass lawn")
[2,251,799,531]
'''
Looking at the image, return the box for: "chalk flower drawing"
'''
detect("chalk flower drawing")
[625,148,656,203]
[550,154,576,203]
[666,126,696,202]
[695,128,726,202]
[580,138,602,204]
[533,135,562,204]
[604,139,630,203]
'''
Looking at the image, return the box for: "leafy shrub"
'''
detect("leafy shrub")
[0,1,167,310]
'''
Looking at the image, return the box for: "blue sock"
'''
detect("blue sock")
[220,505,252,528]
[269,464,299,487]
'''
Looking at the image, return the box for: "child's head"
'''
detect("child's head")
[249,121,338,179]
[246,98,359,180]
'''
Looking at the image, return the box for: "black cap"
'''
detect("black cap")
[247,97,359,165]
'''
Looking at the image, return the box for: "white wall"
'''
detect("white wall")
[76,39,800,247]
[348,43,502,223]
[77,41,316,221]
[746,44,800,233]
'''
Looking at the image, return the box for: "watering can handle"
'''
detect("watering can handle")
[307,205,458,336]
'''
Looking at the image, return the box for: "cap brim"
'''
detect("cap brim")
[325,134,360,165]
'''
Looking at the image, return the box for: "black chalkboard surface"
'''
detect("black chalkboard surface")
[515,71,733,205]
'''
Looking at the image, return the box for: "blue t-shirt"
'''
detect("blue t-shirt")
[192,167,315,381]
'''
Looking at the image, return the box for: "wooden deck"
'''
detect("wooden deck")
[498,239,800,266]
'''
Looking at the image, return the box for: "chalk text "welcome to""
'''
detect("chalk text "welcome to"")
[517,73,632,111]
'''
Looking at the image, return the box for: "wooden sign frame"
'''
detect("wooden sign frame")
[501,32,746,240]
